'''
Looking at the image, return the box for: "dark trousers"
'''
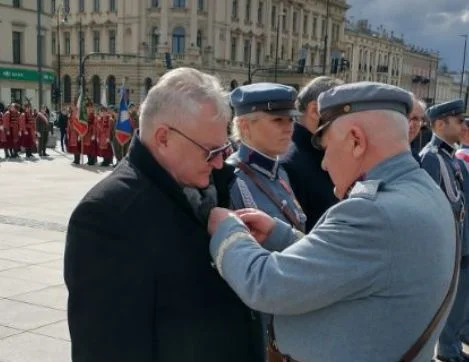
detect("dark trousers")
[38,131,48,155]
[60,129,66,151]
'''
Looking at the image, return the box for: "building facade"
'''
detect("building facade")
[401,46,439,105]
[342,20,405,86]
[0,0,55,110]
[53,0,349,108]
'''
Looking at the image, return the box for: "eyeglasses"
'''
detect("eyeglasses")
[168,126,232,162]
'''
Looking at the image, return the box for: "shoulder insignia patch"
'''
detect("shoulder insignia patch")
[349,180,383,200]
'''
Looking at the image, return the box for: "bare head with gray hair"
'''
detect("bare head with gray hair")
[139,67,232,188]
[295,76,344,134]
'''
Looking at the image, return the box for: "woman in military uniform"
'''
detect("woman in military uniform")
[227,82,306,231]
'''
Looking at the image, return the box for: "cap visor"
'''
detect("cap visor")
[267,109,303,117]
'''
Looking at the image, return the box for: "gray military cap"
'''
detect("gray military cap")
[315,82,413,137]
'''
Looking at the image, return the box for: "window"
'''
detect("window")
[151,0,158,6]
[172,27,185,54]
[92,75,101,104]
[93,31,100,52]
[12,32,22,64]
[93,0,100,12]
[196,30,202,48]
[109,0,116,12]
[271,6,276,28]
[293,11,298,33]
[11,89,23,104]
[52,32,56,55]
[282,12,287,31]
[231,37,237,62]
[198,0,203,11]
[243,39,250,64]
[303,14,308,35]
[281,45,284,60]
[257,1,263,24]
[245,0,251,21]
[39,35,45,65]
[321,18,326,38]
[79,0,84,12]
[12,0,20,8]
[78,31,85,56]
[63,75,71,103]
[107,75,116,105]
[64,32,70,55]
[151,27,159,57]
[232,0,238,19]
[63,0,69,11]
[173,0,185,8]
[51,0,56,13]
[256,42,261,65]
[312,17,317,37]
[109,30,116,54]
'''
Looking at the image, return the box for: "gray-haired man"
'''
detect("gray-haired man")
[282,76,343,231]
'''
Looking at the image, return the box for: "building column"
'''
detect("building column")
[237,34,244,63]
[265,0,272,58]
[250,36,256,64]
[298,8,304,48]
[190,0,198,47]
[225,29,232,62]
[287,4,293,61]
[207,0,214,47]
[160,0,169,46]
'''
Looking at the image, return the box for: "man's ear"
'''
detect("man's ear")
[153,126,170,150]
[349,125,367,158]
[306,101,318,119]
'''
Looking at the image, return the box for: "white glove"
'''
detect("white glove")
[106,138,110,143]
[91,136,96,141]
[18,131,22,136]
[36,132,41,138]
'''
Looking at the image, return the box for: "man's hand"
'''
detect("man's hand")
[208,207,240,235]
[235,208,275,244]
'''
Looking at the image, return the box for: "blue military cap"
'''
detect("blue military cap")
[425,100,465,123]
[315,82,413,136]
[230,82,301,117]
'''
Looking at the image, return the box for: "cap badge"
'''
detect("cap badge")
[343,104,351,113]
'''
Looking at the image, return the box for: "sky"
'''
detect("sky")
[346,0,469,72]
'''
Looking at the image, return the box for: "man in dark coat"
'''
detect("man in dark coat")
[282,76,342,232]
[64,68,263,362]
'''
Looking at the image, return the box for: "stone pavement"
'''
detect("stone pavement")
[0,147,111,362]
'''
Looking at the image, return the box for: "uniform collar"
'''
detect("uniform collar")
[236,142,280,180]
[430,134,456,158]
[365,151,419,183]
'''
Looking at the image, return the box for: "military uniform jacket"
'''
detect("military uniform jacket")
[420,134,469,256]
[227,142,306,230]
[210,152,456,362]
[64,134,263,362]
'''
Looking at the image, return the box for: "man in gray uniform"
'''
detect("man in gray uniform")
[207,82,457,362]
[420,100,469,362]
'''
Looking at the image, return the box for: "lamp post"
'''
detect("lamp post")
[55,0,69,111]
[274,12,281,82]
[37,0,43,109]
[459,34,467,98]
[322,0,330,75]
[78,17,84,93]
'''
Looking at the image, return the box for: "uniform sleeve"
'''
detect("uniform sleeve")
[64,200,155,362]
[420,152,441,185]
[210,198,389,315]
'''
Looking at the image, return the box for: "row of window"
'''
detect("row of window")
[150,0,204,10]
[51,0,117,13]
[59,74,153,105]
[11,31,46,65]
[51,30,116,56]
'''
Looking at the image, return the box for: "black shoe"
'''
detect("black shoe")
[42,153,49,157]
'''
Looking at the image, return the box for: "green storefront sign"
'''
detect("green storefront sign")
[0,67,55,84]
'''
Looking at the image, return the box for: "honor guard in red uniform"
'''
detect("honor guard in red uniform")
[96,106,114,166]
[66,105,81,164]
[19,103,37,158]
[0,111,8,158]
[82,101,97,165]
[3,103,21,158]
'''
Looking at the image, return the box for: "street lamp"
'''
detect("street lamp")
[322,0,330,75]
[55,0,69,111]
[274,10,286,82]
[459,34,467,98]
